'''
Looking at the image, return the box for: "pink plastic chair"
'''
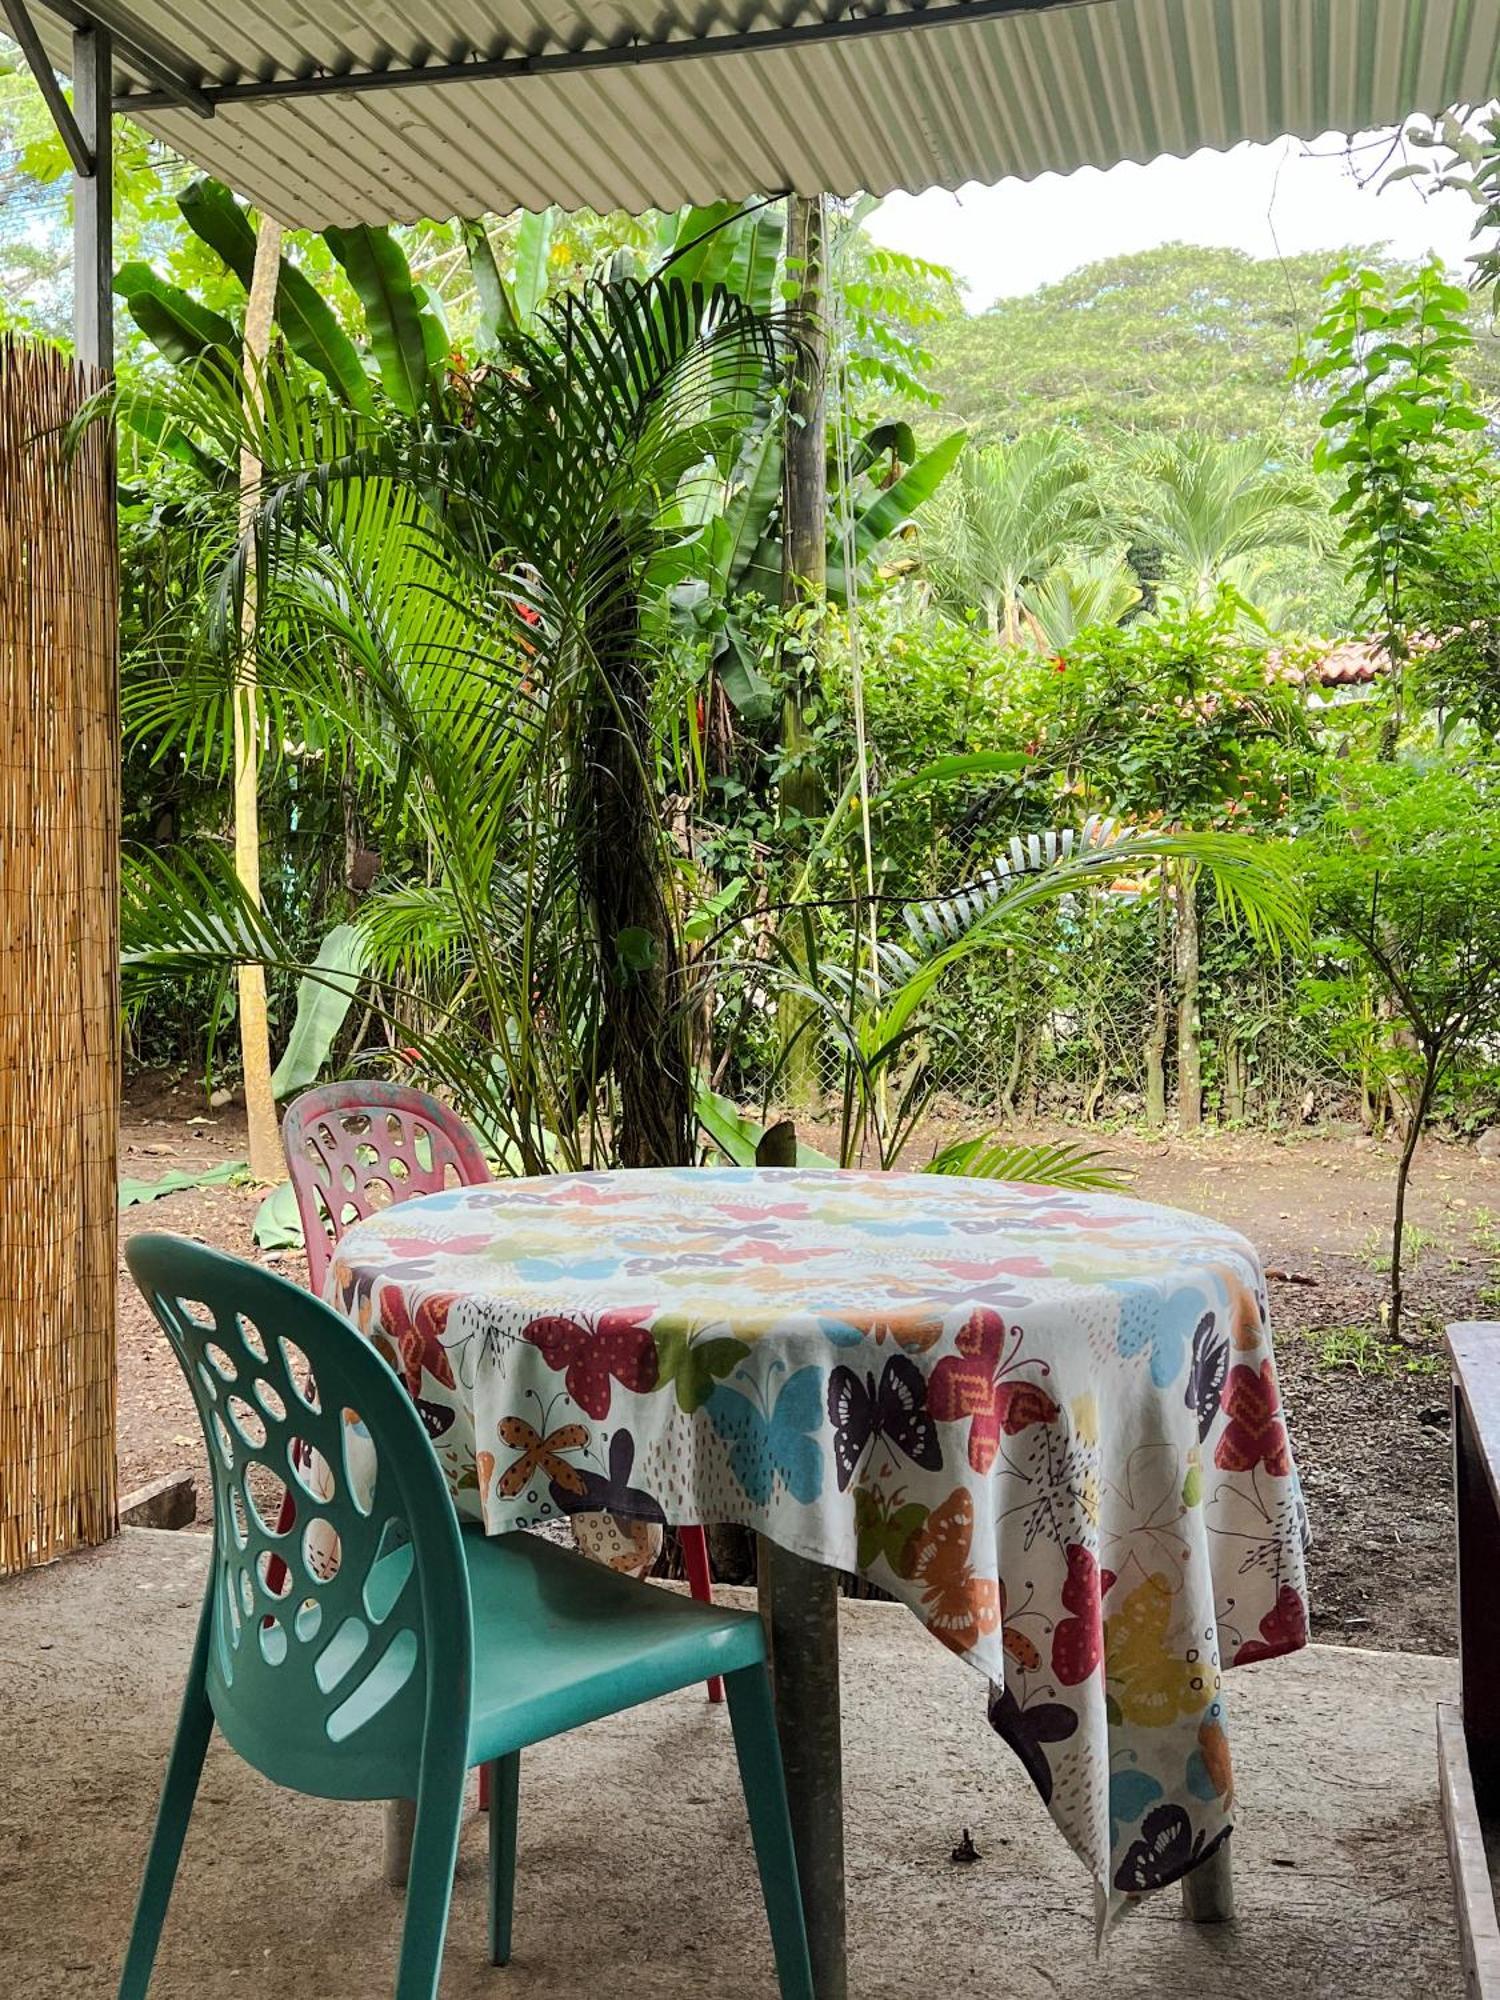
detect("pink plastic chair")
[278,1081,722,1705]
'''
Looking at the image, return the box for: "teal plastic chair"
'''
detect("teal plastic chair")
[119,1234,814,2000]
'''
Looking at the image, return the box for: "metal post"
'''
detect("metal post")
[758,1537,847,2000]
[1180,1835,1235,1922]
[71,23,112,372]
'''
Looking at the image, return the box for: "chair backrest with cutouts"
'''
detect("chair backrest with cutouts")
[125,1234,473,1802]
[281,1083,491,1296]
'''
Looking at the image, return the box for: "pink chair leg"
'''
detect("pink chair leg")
[680,1526,723,1703]
[479,1763,491,1812]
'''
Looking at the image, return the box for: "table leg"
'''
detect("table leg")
[757,1538,847,2000]
[384,1797,416,1888]
[1181,1835,1234,1922]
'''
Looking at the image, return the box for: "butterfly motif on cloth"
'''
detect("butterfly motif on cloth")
[523,1307,659,1420]
[818,1311,946,1354]
[381,1232,492,1262]
[652,1324,751,1413]
[559,1430,665,1524]
[1109,1766,1165,1849]
[414,1396,456,1441]
[1233,1583,1307,1665]
[927,1309,1059,1474]
[1114,1807,1226,1895]
[827,1354,942,1491]
[1104,1572,1215,1729]
[853,1486,928,1575]
[1050,1541,1117,1686]
[1184,1312,1229,1442]
[998,1579,1043,1672]
[1111,1281,1218,1391]
[1213,1360,1292,1476]
[494,1415,589,1499]
[376,1289,458,1398]
[988,1685,1078,1807]
[705,1366,825,1506]
[905,1489,1001,1656]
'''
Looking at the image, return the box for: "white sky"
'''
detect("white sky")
[865,130,1484,310]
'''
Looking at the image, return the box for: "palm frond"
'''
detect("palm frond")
[925,1134,1132,1191]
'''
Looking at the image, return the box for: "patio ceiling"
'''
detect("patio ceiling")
[21,0,1500,227]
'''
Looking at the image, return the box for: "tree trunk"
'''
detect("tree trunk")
[582,530,695,1169]
[1221,1034,1246,1124]
[1143,875,1170,1127]
[1389,1046,1440,1342]
[776,192,828,1117]
[1174,862,1202,1130]
[235,218,283,1182]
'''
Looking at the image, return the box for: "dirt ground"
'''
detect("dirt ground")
[117,1074,1495,1657]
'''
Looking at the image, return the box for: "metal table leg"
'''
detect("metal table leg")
[384,1797,416,1887]
[758,1538,847,2000]
[1181,1834,1235,1922]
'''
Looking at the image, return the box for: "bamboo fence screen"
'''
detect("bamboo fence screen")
[0,339,119,1576]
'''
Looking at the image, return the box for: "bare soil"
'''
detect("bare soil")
[118,1076,1495,1656]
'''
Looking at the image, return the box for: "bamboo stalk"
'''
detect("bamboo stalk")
[236,218,284,1181]
[0,339,119,1574]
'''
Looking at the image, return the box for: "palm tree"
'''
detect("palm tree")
[1128,433,1326,606]
[1022,550,1141,649]
[923,430,1103,644]
[120,270,783,1174]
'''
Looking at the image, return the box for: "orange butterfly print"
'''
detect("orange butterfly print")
[998,1581,1042,1672]
[495,1416,588,1499]
[905,1489,1001,1657]
[928,1309,1059,1473]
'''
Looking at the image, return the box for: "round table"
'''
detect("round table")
[331,1165,1309,1970]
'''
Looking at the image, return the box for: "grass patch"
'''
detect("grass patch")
[1359,1222,1438,1273]
[1300,1324,1446,1378]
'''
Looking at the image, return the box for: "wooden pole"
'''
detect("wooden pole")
[236,218,284,1181]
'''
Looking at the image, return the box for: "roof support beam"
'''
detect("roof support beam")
[71,20,112,370]
[115,0,1078,113]
[1,0,93,171]
[32,0,214,117]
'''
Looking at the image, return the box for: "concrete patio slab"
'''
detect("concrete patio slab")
[0,1530,1462,1998]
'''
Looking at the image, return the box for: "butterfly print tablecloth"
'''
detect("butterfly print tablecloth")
[330,1166,1310,1921]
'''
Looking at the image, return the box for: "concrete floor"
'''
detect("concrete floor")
[0,1530,1463,1999]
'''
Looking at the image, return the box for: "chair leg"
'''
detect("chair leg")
[118,1592,215,2000]
[394,1763,466,2000]
[723,1666,815,2000]
[486,1752,521,1966]
[680,1526,724,1703]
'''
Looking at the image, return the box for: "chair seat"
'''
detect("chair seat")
[462,1527,767,1763]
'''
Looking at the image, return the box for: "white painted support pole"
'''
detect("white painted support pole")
[71,24,113,373]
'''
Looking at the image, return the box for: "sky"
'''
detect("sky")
[865,129,1484,310]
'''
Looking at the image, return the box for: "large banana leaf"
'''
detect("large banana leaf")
[827,430,966,599]
[269,922,371,1099]
[177,178,375,414]
[114,264,238,372]
[324,225,438,418]
[509,209,556,329]
[461,220,520,345]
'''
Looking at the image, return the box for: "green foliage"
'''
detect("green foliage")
[1298,258,1487,743]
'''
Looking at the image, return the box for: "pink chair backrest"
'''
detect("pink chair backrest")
[280,1082,491,1295]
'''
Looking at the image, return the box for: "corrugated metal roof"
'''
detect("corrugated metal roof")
[30,0,1500,225]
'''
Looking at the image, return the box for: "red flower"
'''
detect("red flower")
[1214,1361,1292,1476]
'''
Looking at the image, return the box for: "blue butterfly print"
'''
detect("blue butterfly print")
[707,1366,825,1506]
[1109,1281,1215,1390]
[514,1255,623,1282]
[1109,1766,1165,1847]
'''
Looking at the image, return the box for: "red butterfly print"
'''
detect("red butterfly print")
[934,1255,1049,1282]
[1050,1542,1117,1686]
[928,1309,1059,1473]
[1213,1361,1292,1476]
[378,1290,458,1397]
[1233,1584,1307,1665]
[382,1232,492,1261]
[524,1307,659,1419]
